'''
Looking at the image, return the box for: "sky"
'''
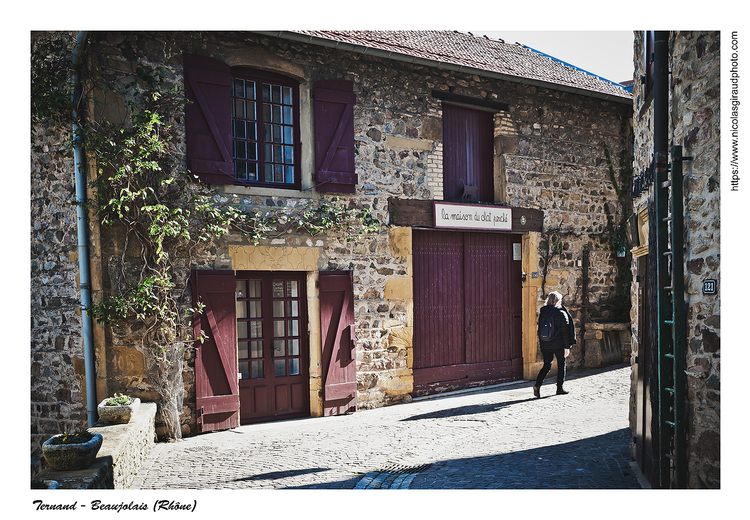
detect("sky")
[473,31,635,85]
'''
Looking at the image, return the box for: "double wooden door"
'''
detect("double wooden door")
[235,272,309,424]
[412,230,523,394]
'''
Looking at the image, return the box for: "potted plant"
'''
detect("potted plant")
[42,429,103,471]
[97,393,140,424]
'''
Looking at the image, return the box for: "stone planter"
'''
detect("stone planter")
[42,433,103,471]
[97,397,140,425]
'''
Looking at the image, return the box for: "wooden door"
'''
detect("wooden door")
[236,272,309,424]
[319,271,357,416]
[192,270,240,432]
[413,230,523,394]
[635,254,656,483]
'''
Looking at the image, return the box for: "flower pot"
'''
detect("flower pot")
[97,397,140,424]
[42,433,103,471]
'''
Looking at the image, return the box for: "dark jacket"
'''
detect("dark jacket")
[538,304,573,351]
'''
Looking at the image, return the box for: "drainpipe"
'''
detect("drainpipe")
[72,31,97,427]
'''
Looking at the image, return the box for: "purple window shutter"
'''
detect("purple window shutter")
[313,80,357,193]
[184,53,234,185]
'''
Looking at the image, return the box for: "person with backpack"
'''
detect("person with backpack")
[533,291,575,398]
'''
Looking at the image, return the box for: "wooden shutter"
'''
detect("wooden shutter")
[192,269,240,432]
[184,53,234,185]
[319,270,357,415]
[442,103,494,203]
[313,80,357,193]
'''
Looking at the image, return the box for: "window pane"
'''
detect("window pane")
[285,166,294,184]
[284,146,294,165]
[250,321,263,338]
[249,162,258,181]
[235,161,247,180]
[249,143,257,161]
[238,342,249,359]
[250,340,263,358]
[248,300,262,318]
[233,79,244,98]
[274,320,285,338]
[233,120,245,139]
[248,122,257,140]
[289,358,299,376]
[236,280,247,299]
[273,105,282,123]
[274,359,286,377]
[248,280,261,298]
[287,280,298,297]
[284,125,293,144]
[287,300,298,317]
[283,86,292,104]
[273,281,284,298]
[239,361,250,379]
[273,124,282,143]
[247,101,256,120]
[273,85,282,103]
[235,141,246,160]
[283,106,293,124]
[288,319,299,336]
[252,360,264,378]
[247,81,256,100]
[236,300,247,319]
[235,99,246,119]
[274,145,283,164]
[275,164,284,183]
[265,163,274,182]
[263,103,272,122]
[289,338,299,355]
[273,301,285,318]
[237,321,248,339]
[273,340,285,357]
[263,84,271,102]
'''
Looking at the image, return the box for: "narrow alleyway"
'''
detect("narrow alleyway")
[130,363,642,491]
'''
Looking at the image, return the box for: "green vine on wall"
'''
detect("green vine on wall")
[32,33,380,439]
[599,140,633,321]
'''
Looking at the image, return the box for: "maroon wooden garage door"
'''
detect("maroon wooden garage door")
[413,230,523,395]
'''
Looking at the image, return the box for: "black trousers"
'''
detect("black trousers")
[535,349,566,389]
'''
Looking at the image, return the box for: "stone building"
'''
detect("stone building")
[628,31,720,488]
[31,31,633,464]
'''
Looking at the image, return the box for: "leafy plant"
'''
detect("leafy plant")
[50,430,94,445]
[104,393,133,406]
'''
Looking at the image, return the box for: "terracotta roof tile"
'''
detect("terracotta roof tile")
[291,30,632,100]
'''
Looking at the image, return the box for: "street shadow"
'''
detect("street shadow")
[289,428,641,489]
[401,396,543,421]
[233,467,330,482]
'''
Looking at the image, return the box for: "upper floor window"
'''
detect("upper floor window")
[231,69,300,188]
[184,53,357,193]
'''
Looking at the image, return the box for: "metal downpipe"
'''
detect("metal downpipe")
[72,31,97,427]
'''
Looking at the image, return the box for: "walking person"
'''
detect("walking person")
[533,291,575,397]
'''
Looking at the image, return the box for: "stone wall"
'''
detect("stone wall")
[31,31,632,442]
[629,31,720,488]
[31,33,89,462]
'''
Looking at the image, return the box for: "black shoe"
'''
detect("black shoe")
[533,385,540,398]
[556,388,569,395]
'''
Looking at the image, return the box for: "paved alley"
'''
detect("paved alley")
[130,364,643,490]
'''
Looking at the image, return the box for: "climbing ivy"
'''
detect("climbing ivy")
[32,33,380,439]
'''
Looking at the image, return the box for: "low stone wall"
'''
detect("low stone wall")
[584,322,631,368]
[32,402,156,490]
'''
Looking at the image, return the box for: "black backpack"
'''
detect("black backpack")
[538,310,557,342]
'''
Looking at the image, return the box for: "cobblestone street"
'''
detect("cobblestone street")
[130,364,643,492]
